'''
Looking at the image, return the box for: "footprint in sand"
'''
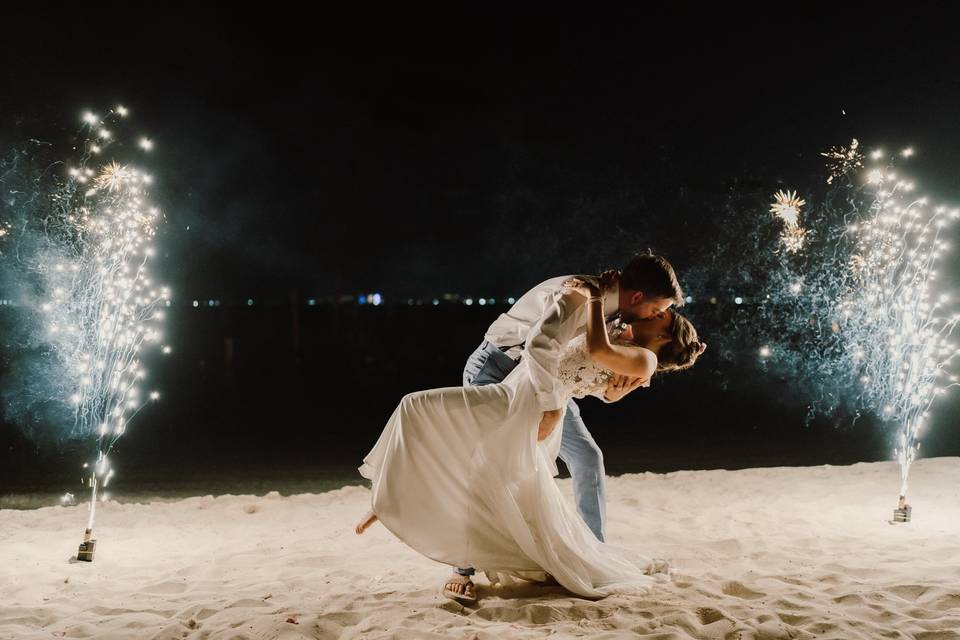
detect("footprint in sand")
[928,592,960,611]
[887,584,931,602]
[473,603,567,625]
[721,581,765,600]
[695,606,730,625]
[777,612,810,626]
[913,632,960,640]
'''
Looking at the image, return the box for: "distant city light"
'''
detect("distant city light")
[487,298,495,305]
[507,297,516,304]
[307,298,316,306]
[709,297,717,304]
[371,293,383,306]
[358,295,367,305]
[759,346,772,357]
[478,298,487,306]
[465,298,474,306]
[192,300,199,308]
[734,296,743,305]
[684,296,693,304]
[432,299,440,306]
[247,298,254,306]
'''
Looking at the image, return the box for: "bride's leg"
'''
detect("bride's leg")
[354,509,378,535]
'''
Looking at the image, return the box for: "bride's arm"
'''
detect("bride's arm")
[579,287,658,379]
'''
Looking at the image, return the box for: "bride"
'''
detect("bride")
[354,275,704,599]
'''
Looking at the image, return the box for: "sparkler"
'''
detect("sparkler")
[770,189,805,228]
[780,225,808,254]
[770,191,807,253]
[71,108,169,558]
[768,144,958,522]
[4,106,171,559]
[821,138,864,184]
[770,190,808,253]
[838,152,958,522]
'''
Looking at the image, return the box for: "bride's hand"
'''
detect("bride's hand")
[537,409,562,441]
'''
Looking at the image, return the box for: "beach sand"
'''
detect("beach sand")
[2,457,959,639]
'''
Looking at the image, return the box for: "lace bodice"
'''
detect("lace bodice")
[556,324,630,400]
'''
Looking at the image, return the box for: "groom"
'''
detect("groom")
[442,253,685,601]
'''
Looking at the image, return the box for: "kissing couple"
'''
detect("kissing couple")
[355,253,705,602]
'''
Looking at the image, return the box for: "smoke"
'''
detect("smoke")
[0,144,78,445]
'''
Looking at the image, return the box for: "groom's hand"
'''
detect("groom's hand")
[537,408,563,441]
[603,374,649,402]
[598,269,619,292]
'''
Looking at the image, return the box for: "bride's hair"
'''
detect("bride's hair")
[655,312,704,373]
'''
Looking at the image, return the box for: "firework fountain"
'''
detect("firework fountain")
[3,107,170,559]
[768,141,959,522]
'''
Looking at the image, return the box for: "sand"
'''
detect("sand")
[2,457,959,639]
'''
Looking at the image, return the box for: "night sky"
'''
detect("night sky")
[3,6,960,493]
[3,6,959,301]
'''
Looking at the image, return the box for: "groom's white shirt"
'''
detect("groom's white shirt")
[484,275,619,412]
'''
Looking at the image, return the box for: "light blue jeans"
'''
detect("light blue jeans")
[455,341,607,577]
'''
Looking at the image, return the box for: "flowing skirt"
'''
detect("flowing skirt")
[359,359,665,598]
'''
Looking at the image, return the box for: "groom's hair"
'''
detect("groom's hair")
[620,253,684,305]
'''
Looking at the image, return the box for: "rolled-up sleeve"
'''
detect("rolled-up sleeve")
[524,289,584,411]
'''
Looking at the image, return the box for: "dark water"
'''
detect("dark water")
[2,300,958,509]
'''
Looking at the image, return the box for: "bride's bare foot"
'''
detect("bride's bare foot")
[644,558,672,575]
[354,509,378,535]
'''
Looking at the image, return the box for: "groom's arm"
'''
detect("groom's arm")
[524,288,584,412]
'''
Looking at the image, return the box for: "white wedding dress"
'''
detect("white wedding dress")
[358,333,668,598]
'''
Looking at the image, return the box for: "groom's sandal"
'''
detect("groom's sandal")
[440,573,477,603]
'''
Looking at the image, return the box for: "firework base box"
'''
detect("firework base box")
[892,503,912,523]
[76,529,96,562]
